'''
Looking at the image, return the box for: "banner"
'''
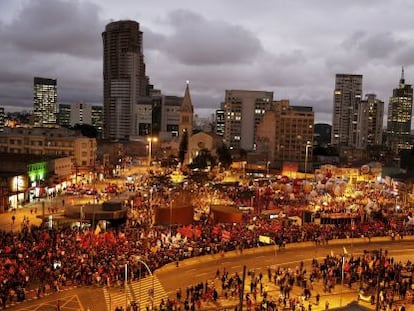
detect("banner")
[259,235,271,244]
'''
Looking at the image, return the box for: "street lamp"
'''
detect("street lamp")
[147,137,158,166]
[304,141,312,178]
[127,256,154,310]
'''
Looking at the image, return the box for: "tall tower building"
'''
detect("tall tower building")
[224,90,273,150]
[179,82,194,140]
[33,77,57,127]
[215,103,225,137]
[356,94,384,148]
[332,74,363,146]
[57,104,71,127]
[102,20,148,141]
[387,67,413,154]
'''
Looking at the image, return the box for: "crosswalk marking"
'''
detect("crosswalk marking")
[103,276,168,311]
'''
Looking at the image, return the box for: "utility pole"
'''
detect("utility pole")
[239,265,246,311]
[375,248,382,311]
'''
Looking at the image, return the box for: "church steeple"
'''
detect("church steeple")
[181,80,194,113]
[178,81,194,165]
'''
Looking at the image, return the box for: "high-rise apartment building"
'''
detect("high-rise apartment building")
[102,20,149,141]
[57,104,71,127]
[387,68,413,154]
[133,93,183,141]
[215,105,225,137]
[223,90,273,150]
[356,94,384,148]
[256,100,314,170]
[58,103,103,137]
[91,106,103,137]
[33,77,57,127]
[332,74,363,146]
[0,107,4,132]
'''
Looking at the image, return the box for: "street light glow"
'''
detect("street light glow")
[147,136,158,166]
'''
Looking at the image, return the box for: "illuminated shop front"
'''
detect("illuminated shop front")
[9,175,27,209]
[28,161,48,201]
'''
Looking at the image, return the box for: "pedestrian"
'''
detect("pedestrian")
[325,300,329,310]
[11,215,15,224]
[56,299,61,311]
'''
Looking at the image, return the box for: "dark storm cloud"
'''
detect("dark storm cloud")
[0,0,105,110]
[394,45,414,66]
[0,0,103,58]
[146,10,263,66]
[357,32,406,59]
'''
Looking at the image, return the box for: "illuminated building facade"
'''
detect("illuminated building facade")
[386,68,413,154]
[332,74,363,147]
[256,100,314,170]
[215,104,225,137]
[356,94,384,148]
[0,153,73,211]
[33,77,57,127]
[102,20,149,141]
[58,103,103,137]
[0,127,96,168]
[224,90,273,150]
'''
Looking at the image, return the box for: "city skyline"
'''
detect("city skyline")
[0,0,413,124]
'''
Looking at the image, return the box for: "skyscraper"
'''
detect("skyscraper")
[102,20,149,141]
[215,104,225,137]
[33,77,57,127]
[386,68,413,154]
[332,74,363,147]
[224,90,273,150]
[356,94,384,148]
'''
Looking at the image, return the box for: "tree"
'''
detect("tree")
[72,124,98,138]
[189,148,216,169]
[178,130,188,164]
[239,148,247,161]
[216,144,233,168]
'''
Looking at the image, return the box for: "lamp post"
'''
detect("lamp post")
[130,256,154,310]
[304,141,312,178]
[147,137,158,167]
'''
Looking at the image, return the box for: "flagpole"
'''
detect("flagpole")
[340,254,345,307]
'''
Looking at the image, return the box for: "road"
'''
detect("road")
[156,238,414,310]
[7,238,414,310]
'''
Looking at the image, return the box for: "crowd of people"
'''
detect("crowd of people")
[1,174,414,310]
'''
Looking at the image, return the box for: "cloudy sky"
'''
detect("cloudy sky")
[0,0,413,124]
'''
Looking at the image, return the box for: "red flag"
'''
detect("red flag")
[212,226,220,235]
[221,230,231,241]
[193,226,202,238]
